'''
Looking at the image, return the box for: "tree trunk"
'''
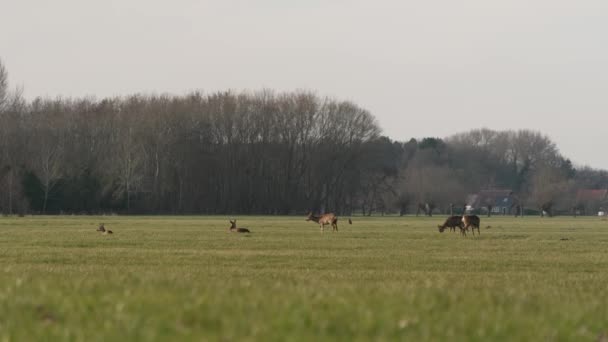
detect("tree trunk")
[8,170,12,215]
[43,186,49,214]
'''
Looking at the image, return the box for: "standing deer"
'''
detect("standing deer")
[462,215,480,236]
[306,212,338,232]
[229,220,250,233]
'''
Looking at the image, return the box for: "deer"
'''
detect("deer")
[438,216,466,235]
[229,220,250,233]
[96,223,113,235]
[306,212,338,232]
[462,215,480,236]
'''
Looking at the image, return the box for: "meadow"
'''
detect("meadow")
[1,215,607,341]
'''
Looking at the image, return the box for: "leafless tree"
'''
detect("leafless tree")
[0,59,7,110]
[0,101,28,214]
[528,165,570,217]
[0,84,601,216]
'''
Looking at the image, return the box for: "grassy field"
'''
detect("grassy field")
[1,215,607,341]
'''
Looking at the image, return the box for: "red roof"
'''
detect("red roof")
[576,189,608,202]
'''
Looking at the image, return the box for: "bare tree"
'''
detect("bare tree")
[528,165,570,217]
[0,59,7,110]
[403,164,464,217]
[22,99,68,213]
[0,86,603,216]
[0,101,28,214]
[84,96,149,213]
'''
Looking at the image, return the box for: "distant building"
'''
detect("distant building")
[466,189,517,215]
[575,189,608,215]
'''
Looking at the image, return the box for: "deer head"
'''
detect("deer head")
[305,212,314,221]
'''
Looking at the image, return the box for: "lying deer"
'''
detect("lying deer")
[462,215,480,236]
[96,223,113,235]
[438,216,466,235]
[229,220,250,233]
[306,212,338,232]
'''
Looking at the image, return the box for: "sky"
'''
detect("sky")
[1,0,607,169]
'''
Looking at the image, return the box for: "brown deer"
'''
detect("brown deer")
[229,220,250,233]
[306,212,338,232]
[96,223,113,235]
[462,215,480,236]
[438,216,466,235]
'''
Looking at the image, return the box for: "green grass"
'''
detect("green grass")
[1,215,608,341]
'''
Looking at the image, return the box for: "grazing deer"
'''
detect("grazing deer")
[462,215,481,236]
[438,216,466,235]
[96,223,113,235]
[306,212,338,232]
[229,220,250,233]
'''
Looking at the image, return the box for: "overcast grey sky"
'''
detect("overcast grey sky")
[1,0,607,169]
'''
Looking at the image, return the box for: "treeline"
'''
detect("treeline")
[1,60,607,215]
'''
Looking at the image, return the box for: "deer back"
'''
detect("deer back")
[318,213,336,224]
[462,215,480,227]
